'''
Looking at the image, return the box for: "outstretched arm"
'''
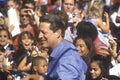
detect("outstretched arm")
[22,74,44,80]
[17,56,31,72]
[96,12,110,34]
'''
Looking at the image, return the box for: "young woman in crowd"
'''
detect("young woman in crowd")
[74,36,95,79]
[76,21,113,57]
[74,36,95,66]
[13,31,38,73]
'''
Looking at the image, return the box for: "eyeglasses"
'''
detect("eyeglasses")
[20,14,30,17]
[0,35,8,38]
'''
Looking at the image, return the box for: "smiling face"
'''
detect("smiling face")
[39,22,59,49]
[21,33,33,50]
[0,30,9,46]
[90,61,102,79]
[75,38,89,56]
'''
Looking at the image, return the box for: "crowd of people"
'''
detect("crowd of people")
[0,0,120,80]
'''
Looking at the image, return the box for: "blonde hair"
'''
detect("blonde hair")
[87,0,104,18]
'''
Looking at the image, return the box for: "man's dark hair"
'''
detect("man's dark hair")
[40,13,66,37]
[22,0,35,10]
[62,0,76,4]
[76,21,98,41]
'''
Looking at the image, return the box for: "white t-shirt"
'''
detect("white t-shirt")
[109,60,120,78]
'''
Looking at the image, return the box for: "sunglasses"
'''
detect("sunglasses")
[0,35,8,38]
[20,14,30,17]
[24,6,34,10]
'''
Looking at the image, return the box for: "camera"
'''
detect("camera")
[72,13,76,18]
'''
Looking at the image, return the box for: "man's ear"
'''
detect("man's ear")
[33,66,37,72]
[56,29,62,38]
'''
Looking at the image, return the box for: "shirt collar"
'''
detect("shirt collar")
[50,39,65,59]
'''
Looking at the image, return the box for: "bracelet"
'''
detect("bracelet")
[114,54,120,59]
